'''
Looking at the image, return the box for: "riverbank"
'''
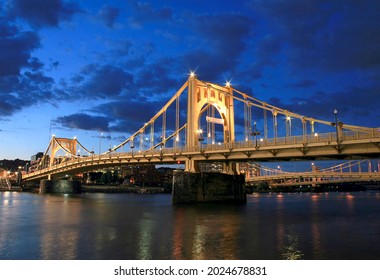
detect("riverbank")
[0,186,21,192]
[82,185,166,194]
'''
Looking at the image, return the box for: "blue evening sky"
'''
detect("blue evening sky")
[0,0,379,160]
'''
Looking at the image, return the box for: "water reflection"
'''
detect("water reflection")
[40,195,81,259]
[280,232,304,260]
[137,214,155,260]
[274,193,304,260]
[171,205,241,259]
[172,208,185,259]
[192,224,207,259]
[1,192,380,259]
[310,193,323,259]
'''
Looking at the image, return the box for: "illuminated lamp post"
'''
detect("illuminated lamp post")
[99,132,103,155]
[250,121,261,148]
[196,129,204,142]
[334,109,339,144]
[130,141,135,157]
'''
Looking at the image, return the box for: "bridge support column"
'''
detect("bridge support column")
[222,162,238,175]
[184,159,199,173]
[172,170,246,204]
[39,179,81,194]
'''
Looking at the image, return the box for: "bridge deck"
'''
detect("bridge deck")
[23,130,380,182]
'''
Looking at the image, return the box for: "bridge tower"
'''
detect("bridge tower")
[50,137,77,167]
[185,75,235,172]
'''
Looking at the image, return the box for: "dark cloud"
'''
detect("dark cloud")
[286,80,316,89]
[0,22,40,77]
[267,83,380,128]
[8,0,81,28]
[54,113,111,131]
[134,59,181,98]
[0,70,56,116]
[70,65,134,99]
[93,99,161,133]
[193,13,252,55]
[183,13,253,81]
[98,5,120,28]
[251,0,380,73]
[127,0,172,27]
[0,94,21,116]
[0,20,60,117]
[112,40,133,57]
[54,98,163,134]
[59,89,188,135]
[240,34,282,80]
[2,0,379,143]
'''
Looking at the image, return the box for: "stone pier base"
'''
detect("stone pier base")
[172,170,246,204]
[39,179,81,194]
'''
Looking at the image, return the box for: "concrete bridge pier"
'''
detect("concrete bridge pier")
[222,162,239,175]
[184,159,199,173]
[172,170,246,204]
[39,179,81,194]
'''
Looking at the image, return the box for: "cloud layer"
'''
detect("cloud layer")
[1,0,379,146]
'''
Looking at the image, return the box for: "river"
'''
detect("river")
[1,191,380,260]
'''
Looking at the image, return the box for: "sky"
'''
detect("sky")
[0,0,380,160]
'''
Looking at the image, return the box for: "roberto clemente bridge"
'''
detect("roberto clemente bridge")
[23,74,380,190]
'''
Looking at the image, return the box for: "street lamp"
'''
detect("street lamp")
[99,132,103,154]
[286,116,292,137]
[334,109,339,144]
[250,121,261,148]
[196,129,204,142]
[130,141,135,157]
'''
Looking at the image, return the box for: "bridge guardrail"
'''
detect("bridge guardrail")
[24,129,380,179]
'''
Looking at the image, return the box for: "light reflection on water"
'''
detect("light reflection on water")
[1,191,380,260]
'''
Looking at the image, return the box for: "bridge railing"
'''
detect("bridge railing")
[24,128,380,178]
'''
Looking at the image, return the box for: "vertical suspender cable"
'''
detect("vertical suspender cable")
[140,128,144,151]
[272,110,278,140]
[151,121,155,148]
[244,96,248,141]
[207,105,210,144]
[263,107,268,139]
[162,110,166,147]
[247,103,252,140]
[211,105,215,144]
[176,96,179,147]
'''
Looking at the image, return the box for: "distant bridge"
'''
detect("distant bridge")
[245,160,380,187]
